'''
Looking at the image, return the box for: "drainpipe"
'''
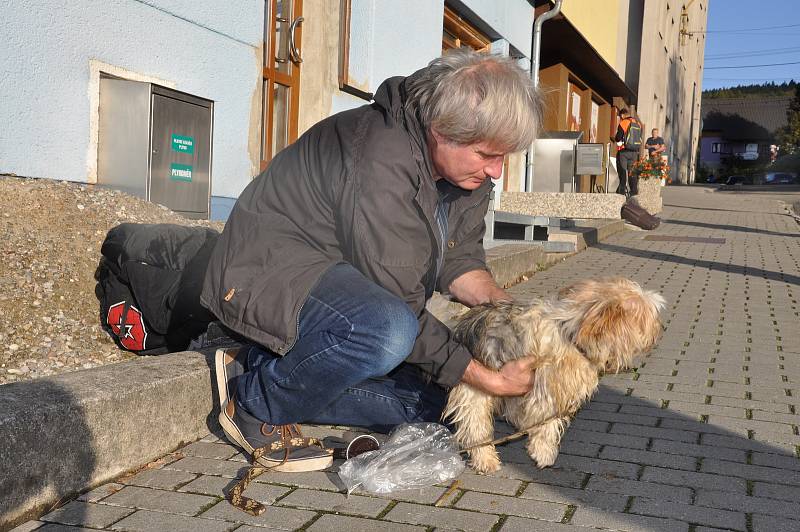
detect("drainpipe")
[526,0,563,190]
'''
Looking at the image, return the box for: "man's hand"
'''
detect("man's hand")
[448,270,511,308]
[461,358,536,397]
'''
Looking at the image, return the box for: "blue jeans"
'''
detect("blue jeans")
[234,263,448,432]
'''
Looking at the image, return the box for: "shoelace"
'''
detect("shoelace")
[229,423,325,516]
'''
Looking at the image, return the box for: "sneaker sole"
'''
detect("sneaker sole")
[214,347,236,414]
[215,349,332,472]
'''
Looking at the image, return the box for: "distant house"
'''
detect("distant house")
[700,96,790,169]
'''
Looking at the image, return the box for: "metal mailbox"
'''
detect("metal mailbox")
[97,78,213,219]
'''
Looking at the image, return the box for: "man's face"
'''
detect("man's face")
[429,130,507,190]
[652,129,659,137]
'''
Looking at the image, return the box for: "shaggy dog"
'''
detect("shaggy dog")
[443,278,665,474]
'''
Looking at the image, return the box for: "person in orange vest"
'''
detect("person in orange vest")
[614,109,643,196]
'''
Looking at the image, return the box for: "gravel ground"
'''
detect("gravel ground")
[0,175,224,385]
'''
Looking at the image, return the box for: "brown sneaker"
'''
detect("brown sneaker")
[220,395,333,472]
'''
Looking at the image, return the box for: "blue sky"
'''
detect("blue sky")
[702,0,800,90]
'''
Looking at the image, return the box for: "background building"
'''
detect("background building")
[1,0,707,219]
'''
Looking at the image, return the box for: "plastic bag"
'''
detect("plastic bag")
[338,423,465,494]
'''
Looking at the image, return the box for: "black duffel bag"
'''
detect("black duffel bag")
[95,223,219,354]
[621,197,661,230]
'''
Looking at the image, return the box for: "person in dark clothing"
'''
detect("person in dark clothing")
[203,50,545,471]
[614,108,642,196]
[646,128,666,158]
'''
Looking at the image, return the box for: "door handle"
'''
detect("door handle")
[289,16,303,64]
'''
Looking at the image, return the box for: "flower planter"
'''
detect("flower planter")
[635,177,663,215]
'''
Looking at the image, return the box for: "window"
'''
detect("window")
[442,6,490,53]
[711,142,730,154]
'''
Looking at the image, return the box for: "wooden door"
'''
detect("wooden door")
[261,0,303,170]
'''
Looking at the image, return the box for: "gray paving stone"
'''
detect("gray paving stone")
[519,482,628,511]
[252,470,343,492]
[164,456,249,478]
[383,502,499,532]
[32,526,98,532]
[752,481,800,502]
[702,458,800,485]
[750,409,800,424]
[583,401,621,412]
[109,509,232,532]
[361,486,449,505]
[640,466,747,493]
[101,485,218,516]
[492,464,587,488]
[649,439,748,462]
[630,497,746,530]
[499,516,585,531]
[198,500,315,529]
[551,454,639,479]
[575,409,660,427]
[569,506,689,532]
[586,475,694,504]
[179,441,239,460]
[449,471,523,496]
[710,395,793,414]
[561,428,649,450]
[76,483,125,503]
[276,488,389,517]
[700,432,797,454]
[599,446,697,470]
[751,451,800,470]
[695,489,800,520]
[121,467,198,489]
[305,514,425,532]
[454,490,567,520]
[665,400,748,419]
[611,423,698,443]
[750,513,800,532]
[40,501,134,528]
[179,474,290,505]
[568,418,611,433]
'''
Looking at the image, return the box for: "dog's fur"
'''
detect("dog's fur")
[443,278,665,473]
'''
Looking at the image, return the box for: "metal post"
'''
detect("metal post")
[526,0,563,191]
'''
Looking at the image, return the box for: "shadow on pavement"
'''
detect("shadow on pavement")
[664,218,799,238]
[594,242,800,287]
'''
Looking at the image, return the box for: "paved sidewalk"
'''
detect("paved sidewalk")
[17,187,800,532]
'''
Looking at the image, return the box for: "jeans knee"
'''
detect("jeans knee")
[354,298,418,376]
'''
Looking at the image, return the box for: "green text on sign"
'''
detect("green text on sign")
[171,134,195,154]
[170,163,193,182]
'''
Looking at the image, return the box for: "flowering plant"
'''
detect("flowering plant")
[630,156,671,182]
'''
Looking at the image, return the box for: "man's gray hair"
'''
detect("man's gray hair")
[405,49,543,153]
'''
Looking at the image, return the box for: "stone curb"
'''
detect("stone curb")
[0,219,623,530]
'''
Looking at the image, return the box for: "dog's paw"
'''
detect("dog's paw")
[527,442,559,468]
[469,448,502,474]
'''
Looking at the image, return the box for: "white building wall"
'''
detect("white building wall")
[330,0,534,116]
[0,0,262,200]
[459,0,533,57]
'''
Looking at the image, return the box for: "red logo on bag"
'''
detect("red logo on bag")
[106,301,148,351]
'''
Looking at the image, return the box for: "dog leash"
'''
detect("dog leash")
[458,415,561,454]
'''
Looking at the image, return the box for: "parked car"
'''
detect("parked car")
[763,172,798,185]
[724,175,752,185]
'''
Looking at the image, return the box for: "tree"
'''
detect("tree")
[777,86,800,156]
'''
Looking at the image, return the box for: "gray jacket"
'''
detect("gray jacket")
[201,73,492,387]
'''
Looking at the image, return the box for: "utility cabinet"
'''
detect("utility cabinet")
[531,131,582,193]
[98,78,213,219]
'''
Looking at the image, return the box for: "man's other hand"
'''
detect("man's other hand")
[461,358,536,397]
